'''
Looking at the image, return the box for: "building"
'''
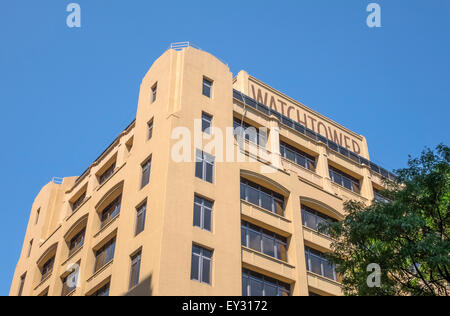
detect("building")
[10,43,395,296]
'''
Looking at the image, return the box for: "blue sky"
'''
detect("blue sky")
[0,1,449,295]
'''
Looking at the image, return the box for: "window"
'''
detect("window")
[91,283,110,297]
[201,112,213,134]
[233,117,267,147]
[147,119,154,140]
[202,77,213,98]
[41,256,55,281]
[129,251,142,289]
[27,240,33,258]
[301,205,337,236]
[195,150,214,183]
[329,166,360,194]
[373,188,390,203]
[190,245,212,284]
[240,178,285,216]
[305,247,337,281]
[135,202,146,236]
[193,195,213,232]
[18,274,26,296]
[280,141,316,171]
[94,238,116,273]
[72,192,86,211]
[241,221,288,262]
[61,268,79,296]
[151,83,157,103]
[242,269,290,296]
[100,196,121,228]
[99,163,116,185]
[35,208,40,225]
[141,158,152,188]
[68,229,85,257]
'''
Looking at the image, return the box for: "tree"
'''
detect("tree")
[324,144,450,296]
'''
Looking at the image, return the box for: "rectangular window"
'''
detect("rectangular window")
[329,166,360,194]
[305,246,337,281]
[141,157,152,188]
[151,83,157,103]
[201,112,213,134]
[190,245,212,284]
[27,240,33,258]
[280,141,316,171]
[195,150,214,183]
[100,196,121,228]
[99,163,116,185]
[18,274,26,296]
[147,119,154,140]
[242,269,290,296]
[68,229,85,257]
[301,205,337,236]
[41,256,55,281]
[233,117,267,147]
[241,221,288,262]
[240,178,285,216]
[61,268,79,296]
[35,208,40,225]
[94,238,116,273]
[72,192,86,211]
[91,283,110,297]
[373,188,390,203]
[135,202,146,236]
[193,195,213,232]
[202,78,213,98]
[129,251,142,289]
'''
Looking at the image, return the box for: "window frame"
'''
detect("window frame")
[147,118,154,140]
[305,246,337,281]
[301,205,337,236]
[240,178,285,216]
[129,251,142,289]
[329,166,360,194]
[201,112,213,135]
[193,195,213,232]
[99,162,116,185]
[151,83,157,103]
[68,228,85,257]
[195,150,215,183]
[202,77,213,98]
[190,245,213,285]
[94,238,116,273]
[100,196,121,229]
[280,141,316,171]
[135,201,147,236]
[242,269,290,296]
[140,157,152,189]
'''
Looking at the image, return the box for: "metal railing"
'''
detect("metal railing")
[168,42,228,66]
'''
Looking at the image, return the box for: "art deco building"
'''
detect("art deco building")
[10,43,394,296]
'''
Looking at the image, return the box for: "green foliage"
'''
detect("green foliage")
[325,144,450,296]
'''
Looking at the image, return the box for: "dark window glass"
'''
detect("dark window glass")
[151,83,157,103]
[129,252,141,289]
[191,245,212,284]
[27,240,33,258]
[147,119,153,140]
[135,203,146,236]
[62,268,79,296]
[69,229,85,257]
[242,269,290,296]
[305,247,337,281]
[72,192,86,211]
[233,117,267,147]
[202,112,213,134]
[41,256,55,281]
[94,238,116,273]
[241,221,288,261]
[193,195,213,232]
[195,150,214,183]
[202,78,212,97]
[91,283,110,297]
[280,141,316,171]
[301,205,337,236]
[35,208,40,225]
[100,196,121,228]
[99,163,116,185]
[240,178,285,216]
[141,158,152,188]
[329,166,360,194]
[18,274,26,296]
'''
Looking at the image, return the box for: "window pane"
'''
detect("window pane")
[202,258,211,284]
[262,236,275,258]
[323,261,335,280]
[203,208,212,231]
[249,279,263,296]
[193,203,201,228]
[241,228,247,246]
[310,255,323,275]
[278,243,288,262]
[248,230,261,252]
[205,162,213,183]
[195,161,203,179]
[264,283,277,297]
[242,276,248,296]
[191,254,199,281]
[247,186,260,206]
[260,192,273,212]
[274,199,284,216]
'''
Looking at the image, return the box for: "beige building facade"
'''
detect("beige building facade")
[10,43,394,296]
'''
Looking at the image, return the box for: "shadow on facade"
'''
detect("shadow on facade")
[124,275,153,296]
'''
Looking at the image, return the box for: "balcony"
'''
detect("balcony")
[303,226,333,250]
[242,246,295,282]
[281,158,323,188]
[307,272,342,296]
[241,200,291,235]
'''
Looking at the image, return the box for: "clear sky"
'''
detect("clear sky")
[0,0,449,295]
